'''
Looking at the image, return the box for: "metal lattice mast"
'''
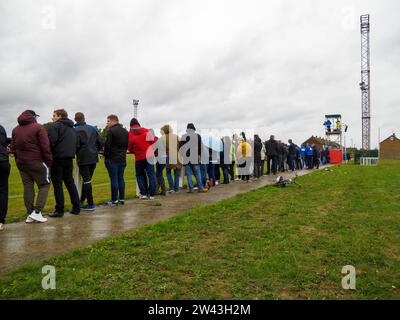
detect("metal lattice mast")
[360,14,371,150]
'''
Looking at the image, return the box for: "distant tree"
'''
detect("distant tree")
[42,122,53,132]
[98,127,109,140]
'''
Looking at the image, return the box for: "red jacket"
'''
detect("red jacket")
[128,125,156,161]
[11,111,53,167]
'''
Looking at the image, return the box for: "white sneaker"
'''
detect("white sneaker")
[29,211,48,223]
[140,195,148,200]
[25,216,35,223]
[0,223,4,231]
[148,196,155,200]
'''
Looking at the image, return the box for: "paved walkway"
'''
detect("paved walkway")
[0,168,318,274]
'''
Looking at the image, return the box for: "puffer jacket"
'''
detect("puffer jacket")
[11,111,52,167]
[160,125,182,169]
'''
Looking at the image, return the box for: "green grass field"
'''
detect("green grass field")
[7,155,138,223]
[1,161,399,299]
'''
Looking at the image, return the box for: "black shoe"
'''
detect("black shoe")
[49,212,64,218]
[118,200,125,205]
[69,209,81,215]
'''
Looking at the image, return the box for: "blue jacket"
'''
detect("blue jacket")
[300,146,306,157]
[306,146,313,156]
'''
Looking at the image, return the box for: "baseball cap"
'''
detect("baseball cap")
[25,110,40,117]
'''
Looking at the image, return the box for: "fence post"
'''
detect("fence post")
[74,162,81,198]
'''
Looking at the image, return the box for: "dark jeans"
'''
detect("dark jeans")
[261,160,265,175]
[0,161,10,224]
[266,155,278,175]
[306,155,313,169]
[135,159,156,197]
[288,154,296,171]
[79,163,96,206]
[254,159,262,178]
[105,159,126,202]
[155,163,166,195]
[207,163,216,182]
[51,158,80,213]
[221,164,229,183]
[229,161,236,180]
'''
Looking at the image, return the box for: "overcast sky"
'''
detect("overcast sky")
[0,0,399,147]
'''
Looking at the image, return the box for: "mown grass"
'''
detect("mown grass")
[0,161,399,299]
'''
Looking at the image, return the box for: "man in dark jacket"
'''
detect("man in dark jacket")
[105,115,129,205]
[0,125,11,230]
[265,135,278,175]
[288,139,297,172]
[47,109,81,217]
[253,135,263,178]
[179,123,208,193]
[74,112,104,211]
[11,110,52,223]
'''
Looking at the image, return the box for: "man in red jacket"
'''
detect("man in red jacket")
[11,110,52,223]
[128,118,157,199]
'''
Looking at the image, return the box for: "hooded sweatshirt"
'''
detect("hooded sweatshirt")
[48,118,77,159]
[11,111,53,167]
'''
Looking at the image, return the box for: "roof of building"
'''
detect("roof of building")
[380,133,400,144]
[302,136,341,148]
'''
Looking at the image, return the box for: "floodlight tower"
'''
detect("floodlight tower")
[133,99,139,119]
[360,14,371,150]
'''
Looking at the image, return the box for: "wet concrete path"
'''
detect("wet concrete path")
[0,168,319,274]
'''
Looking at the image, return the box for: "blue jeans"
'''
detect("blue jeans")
[105,159,126,202]
[207,162,215,181]
[288,154,296,171]
[185,164,204,191]
[200,164,207,186]
[166,168,180,192]
[135,159,156,197]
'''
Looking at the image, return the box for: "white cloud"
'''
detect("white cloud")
[0,0,399,147]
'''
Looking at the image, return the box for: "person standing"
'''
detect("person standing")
[236,135,252,182]
[288,139,297,172]
[74,112,104,211]
[260,139,266,176]
[312,144,320,169]
[47,109,81,217]
[265,135,278,175]
[300,145,307,168]
[180,123,208,193]
[220,136,231,184]
[0,125,11,230]
[305,143,314,169]
[104,115,129,205]
[152,130,167,196]
[253,134,263,178]
[11,110,52,223]
[128,118,157,199]
[160,125,182,193]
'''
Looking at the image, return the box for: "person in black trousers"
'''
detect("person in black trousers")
[74,112,104,211]
[265,135,279,175]
[0,125,11,230]
[48,109,81,217]
[104,115,129,205]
